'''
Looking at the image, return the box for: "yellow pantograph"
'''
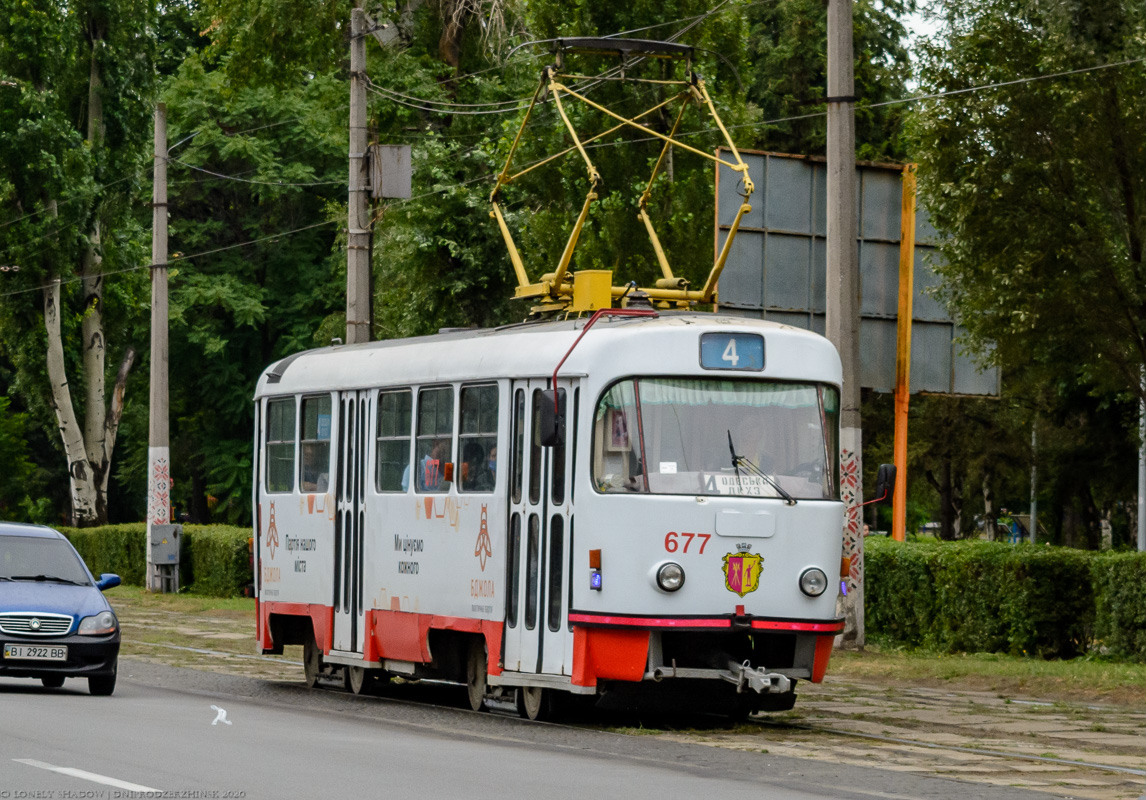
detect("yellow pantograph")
[489,38,754,314]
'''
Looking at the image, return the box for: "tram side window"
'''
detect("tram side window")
[266,398,296,494]
[511,389,525,504]
[592,380,644,493]
[415,387,454,494]
[299,395,332,493]
[459,384,498,493]
[376,390,413,492]
[529,390,543,504]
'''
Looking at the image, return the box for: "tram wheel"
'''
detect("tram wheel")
[516,686,551,721]
[303,632,321,689]
[466,639,489,712]
[344,665,368,695]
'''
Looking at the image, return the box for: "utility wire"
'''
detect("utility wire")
[867,54,1146,109]
[169,157,343,187]
[0,220,340,299]
[0,174,136,230]
[366,84,532,115]
[600,54,1146,147]
[10,17,1137,285]
[363,0,754,114]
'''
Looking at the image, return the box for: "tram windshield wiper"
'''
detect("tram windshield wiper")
[727,430,744,483]
[726,430,797,506]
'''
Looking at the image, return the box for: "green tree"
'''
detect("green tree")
[0,0,155,525]
[910,0,1146,405]
[746,0,913,160]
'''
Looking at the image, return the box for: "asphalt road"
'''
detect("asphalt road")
[0,662,1055,800]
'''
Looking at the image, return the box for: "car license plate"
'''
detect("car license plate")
[3,644,67,661]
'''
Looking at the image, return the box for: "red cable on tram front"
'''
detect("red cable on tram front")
[550,307,658,413]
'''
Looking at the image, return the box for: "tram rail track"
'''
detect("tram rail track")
[750,718,1146,779]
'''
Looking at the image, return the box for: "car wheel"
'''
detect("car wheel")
[41,675,65,689]
[88,656,117,696]
[88,673,116,696]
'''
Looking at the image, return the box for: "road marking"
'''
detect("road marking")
[13,759,160,791]
[210,704,232,725]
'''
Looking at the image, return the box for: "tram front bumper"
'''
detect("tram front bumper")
[646,661,792,694]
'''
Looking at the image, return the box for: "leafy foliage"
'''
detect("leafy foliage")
[910,0,1146,401]
[867,538,1146,660]
[61,521,253,595]
[2,0,916,525]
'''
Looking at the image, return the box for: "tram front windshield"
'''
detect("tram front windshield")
[593,378,840,500]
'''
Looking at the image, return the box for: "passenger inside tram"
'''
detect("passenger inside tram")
[461,442,495,492]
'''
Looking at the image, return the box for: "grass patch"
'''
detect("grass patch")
[828,646,1146,707]
[104,585,255,615]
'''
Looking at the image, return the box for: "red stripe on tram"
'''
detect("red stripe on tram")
[751,619,845,633]
[568,613,731,628]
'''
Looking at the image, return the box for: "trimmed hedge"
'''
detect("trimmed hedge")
[867,538,1146,660]
[59,523,252,597]
[1092,551,1146,658]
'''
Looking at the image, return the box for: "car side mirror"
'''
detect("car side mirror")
[539,388,566,447]
[874,464,896,505]
[96,573,121,591]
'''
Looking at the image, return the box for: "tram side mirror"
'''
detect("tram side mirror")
[539,389,566,447]
[874,464,896,505]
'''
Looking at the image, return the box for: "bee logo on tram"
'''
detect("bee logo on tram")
[265,502,280,560]
[722,551,763,597]
[474,504,492,572]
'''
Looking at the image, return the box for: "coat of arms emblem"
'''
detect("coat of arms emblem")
[722,551,763,597]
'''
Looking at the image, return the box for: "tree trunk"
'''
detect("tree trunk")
[43,276,99,526]
[437,0,468,71]
[99,347,136,505]
[40,20,135,527]
[951,467,964,538]
[982,472,994,540]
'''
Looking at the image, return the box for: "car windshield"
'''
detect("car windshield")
[592,378,840,500]
[0,535,91,585]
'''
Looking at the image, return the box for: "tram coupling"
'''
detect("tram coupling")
[723,660,792,695]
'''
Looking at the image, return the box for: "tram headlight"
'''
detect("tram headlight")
[656,562,686,592]
[799,567,829,597]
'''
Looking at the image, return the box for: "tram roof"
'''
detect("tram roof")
[254,312,842,398]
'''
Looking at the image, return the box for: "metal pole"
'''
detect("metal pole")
[347,8,371,345]
[892,166,916,543]
[1139,368,1145,551]
[147,103,170,591]
[1030,423,1037,545]
[826,0,863,646]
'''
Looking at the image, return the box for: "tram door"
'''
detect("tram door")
[333,390,371,653]
[504,378,578,675]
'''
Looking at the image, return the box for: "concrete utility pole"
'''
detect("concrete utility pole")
[826,0,864,645]
[147,103,172,591]
[347,8,372,345]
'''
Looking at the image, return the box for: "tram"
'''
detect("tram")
[252,309,870,719]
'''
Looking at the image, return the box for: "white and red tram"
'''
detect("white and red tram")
[252,311,851,719]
